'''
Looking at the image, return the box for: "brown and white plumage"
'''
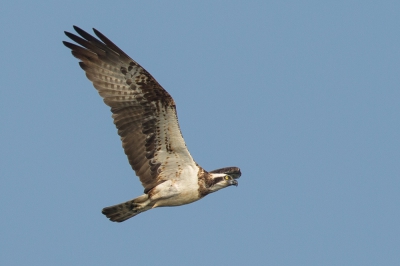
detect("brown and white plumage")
[63,26,241,222]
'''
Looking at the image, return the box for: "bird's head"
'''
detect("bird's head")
[207,167,241,193]
[208,173,238,192]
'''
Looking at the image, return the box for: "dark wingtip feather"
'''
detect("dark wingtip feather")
[78,61,88,71]
[71,26,104,49]
[92,28,108,44]
[62,41,76,49]
[72,25,87,37]
[64,31,76,40]
[92,28,130,59]
[92,28,100,35]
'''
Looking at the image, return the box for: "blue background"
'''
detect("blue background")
[1,1,399,265]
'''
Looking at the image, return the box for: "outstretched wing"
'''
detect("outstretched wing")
[63,26,197,193]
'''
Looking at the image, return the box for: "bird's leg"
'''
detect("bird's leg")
[130,194,151,212]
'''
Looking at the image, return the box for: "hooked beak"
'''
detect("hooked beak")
[231,180,238,187]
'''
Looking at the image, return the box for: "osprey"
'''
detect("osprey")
[63,26,241,222]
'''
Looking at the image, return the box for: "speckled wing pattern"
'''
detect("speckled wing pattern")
[63,26,196,193]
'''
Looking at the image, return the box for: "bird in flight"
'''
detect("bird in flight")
[63,26,241,222]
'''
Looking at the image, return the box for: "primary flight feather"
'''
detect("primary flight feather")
[63,26,241,222]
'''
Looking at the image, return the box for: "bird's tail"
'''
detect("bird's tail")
[102,194,151,222]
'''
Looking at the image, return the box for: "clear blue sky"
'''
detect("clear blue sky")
[1,1,399,265]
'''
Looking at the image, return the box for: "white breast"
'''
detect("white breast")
[151,164,201,207]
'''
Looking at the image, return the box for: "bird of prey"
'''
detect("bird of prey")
[63,26,241,222]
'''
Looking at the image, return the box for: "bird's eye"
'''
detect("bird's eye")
[224,175,230,180]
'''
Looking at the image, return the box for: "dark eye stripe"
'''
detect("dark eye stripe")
[213,177,223,184]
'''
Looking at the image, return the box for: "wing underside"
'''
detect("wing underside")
[63,26,197,192]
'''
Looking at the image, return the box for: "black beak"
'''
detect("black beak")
[231,180,238,187]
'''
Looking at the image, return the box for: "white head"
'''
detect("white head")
[208,173,238,193]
